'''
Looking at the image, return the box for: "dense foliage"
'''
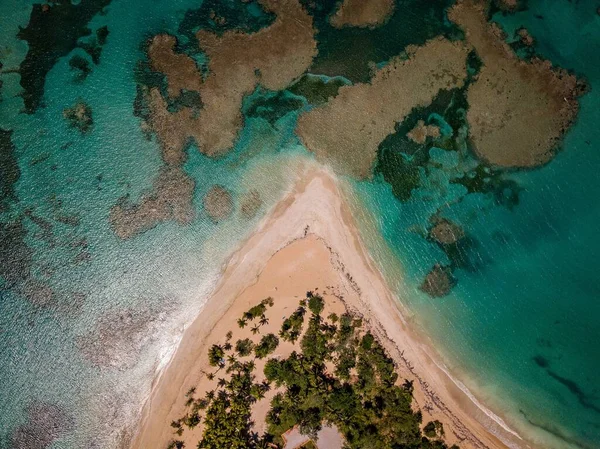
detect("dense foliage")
[167,293,458,449]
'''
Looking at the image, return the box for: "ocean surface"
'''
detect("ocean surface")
[0,1,598,448]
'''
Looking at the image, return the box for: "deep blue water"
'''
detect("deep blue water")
[0,0,598,448]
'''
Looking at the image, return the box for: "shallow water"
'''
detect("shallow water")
[0,0,599,448]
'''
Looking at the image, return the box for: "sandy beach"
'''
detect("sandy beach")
[130,167,526,449]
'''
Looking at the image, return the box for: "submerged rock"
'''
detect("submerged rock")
[76,307,168,369]
[63,101,93,133]
[0,128,20,212]
[110,167,194,239]
[203,185,233,222]
[10,401,74,449]
[428,218,465,245]
[240,188,262,219]
[516,27,534,47]
[420,264,455,297]
[0,220,33,286]
[69,55,92,81]
[406,119,440,144]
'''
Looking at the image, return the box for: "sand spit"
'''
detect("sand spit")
[129,166,525,449]
[296,38,469,178]
[449,0,586,168]
[330,0,395,29]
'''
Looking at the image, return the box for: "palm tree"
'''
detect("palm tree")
[205,390,215,401]
[207,372,215,381]
[259,315,269,326]
[224,342,232,351]
[217,378,227,388]
[237,318,247,328]
[251,324,260,335]
[228,354,237,365]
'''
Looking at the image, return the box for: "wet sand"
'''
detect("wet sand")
[130,167,526,449]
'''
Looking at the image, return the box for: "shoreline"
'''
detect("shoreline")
[129,166,526,449]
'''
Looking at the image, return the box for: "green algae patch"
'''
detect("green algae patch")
[178,0,276,42]
[301,0,462,83]
[17,0,112,113]
[374,86,470,203]
[287,74,350,106]
[451,165,521,210]
[244,90,305,125]
[63,101,93,133]
[0,129,20,212]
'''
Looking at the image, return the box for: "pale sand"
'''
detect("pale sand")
[130,168,527,449]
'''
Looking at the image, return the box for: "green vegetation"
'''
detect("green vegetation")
[424,420,445,439]
[207,345,224,367]
[243,297,274,321]
[307,291,324,315]
[235,338,254,357]
[254,333,279,359]
[169,293,458,449]
[279,304,306,343]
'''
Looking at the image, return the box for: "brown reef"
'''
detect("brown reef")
[449,0,586,168]
[420,264,455,298]
[147,34,203,99]
[203,185,233,222]
[76,307,168,368]
[63,100,93,133]
[429,218,465,246]
[145,0,317,159]
[240,188,263,219]
[329,0,395,29]
[296,37,469,178]
[406,120,441,145]
[110,168,194,239]
[10,402,73,449]
[112,0,317,238]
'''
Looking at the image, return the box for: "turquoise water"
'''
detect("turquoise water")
[0,0,599,448]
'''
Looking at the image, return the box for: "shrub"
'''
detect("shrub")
[307,293,324,315]
[208,345,225,367]
[235,338,254,357]
[255,333,279,359]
